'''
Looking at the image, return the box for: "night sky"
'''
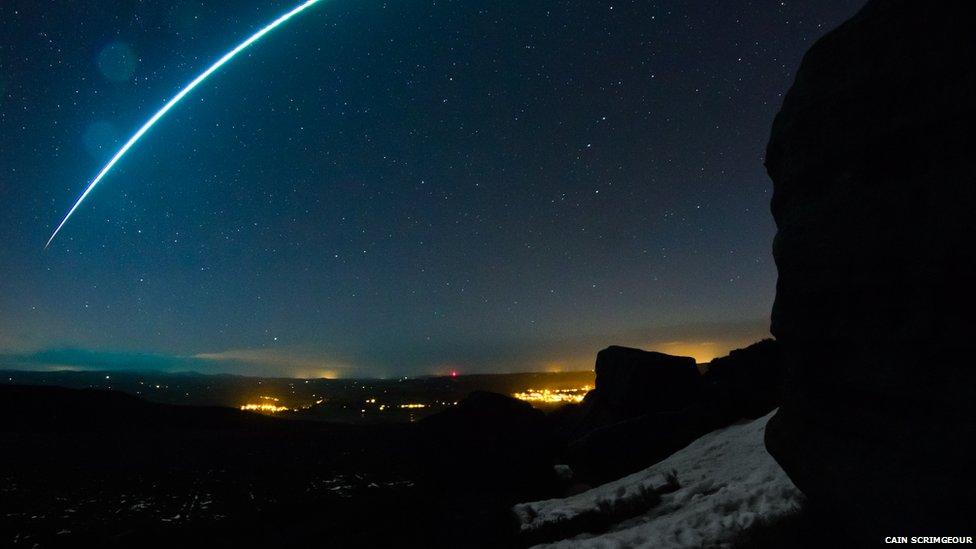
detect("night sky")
[0,1,863,378]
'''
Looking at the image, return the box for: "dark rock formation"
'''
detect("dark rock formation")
[581,346,701,431]
[765,0,976,534]
[556,347,701,483]
[701,338,781,422]
[561,343,783,484]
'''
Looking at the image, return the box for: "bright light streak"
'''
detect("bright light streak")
[45,0,325,249]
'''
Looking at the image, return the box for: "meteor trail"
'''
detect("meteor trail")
[45,0,325,249]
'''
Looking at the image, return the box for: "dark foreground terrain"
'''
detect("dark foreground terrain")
[0,340,784,548]
[0,385,543,548]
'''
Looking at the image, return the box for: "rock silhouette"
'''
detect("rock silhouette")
[581,346,701,431]
[560,342,782,484]
[765,0,976,534]
[701,338,781,422]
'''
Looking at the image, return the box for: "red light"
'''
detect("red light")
[450,370,458,377]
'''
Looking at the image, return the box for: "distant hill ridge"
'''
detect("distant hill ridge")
[0,384,281,432]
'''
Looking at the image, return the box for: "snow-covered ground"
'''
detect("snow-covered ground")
[513,410,801,548]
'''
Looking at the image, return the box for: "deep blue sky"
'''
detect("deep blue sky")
[0,0,863,377]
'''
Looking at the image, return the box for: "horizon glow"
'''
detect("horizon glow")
[45,0,325,249]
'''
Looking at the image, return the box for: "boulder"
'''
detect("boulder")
[582,346,701,431]
[560,347,702,483]
[765,0,976,534]
[701,338,781,422]
[560,343,788,484]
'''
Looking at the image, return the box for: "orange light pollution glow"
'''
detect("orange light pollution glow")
[240,402,290,413]
[240,395,291,413]
[654,341,728,364]
[513,386,592,405]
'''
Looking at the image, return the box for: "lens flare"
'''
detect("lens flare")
[46,0,325,249]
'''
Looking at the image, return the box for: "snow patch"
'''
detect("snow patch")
[513,410,801,548]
